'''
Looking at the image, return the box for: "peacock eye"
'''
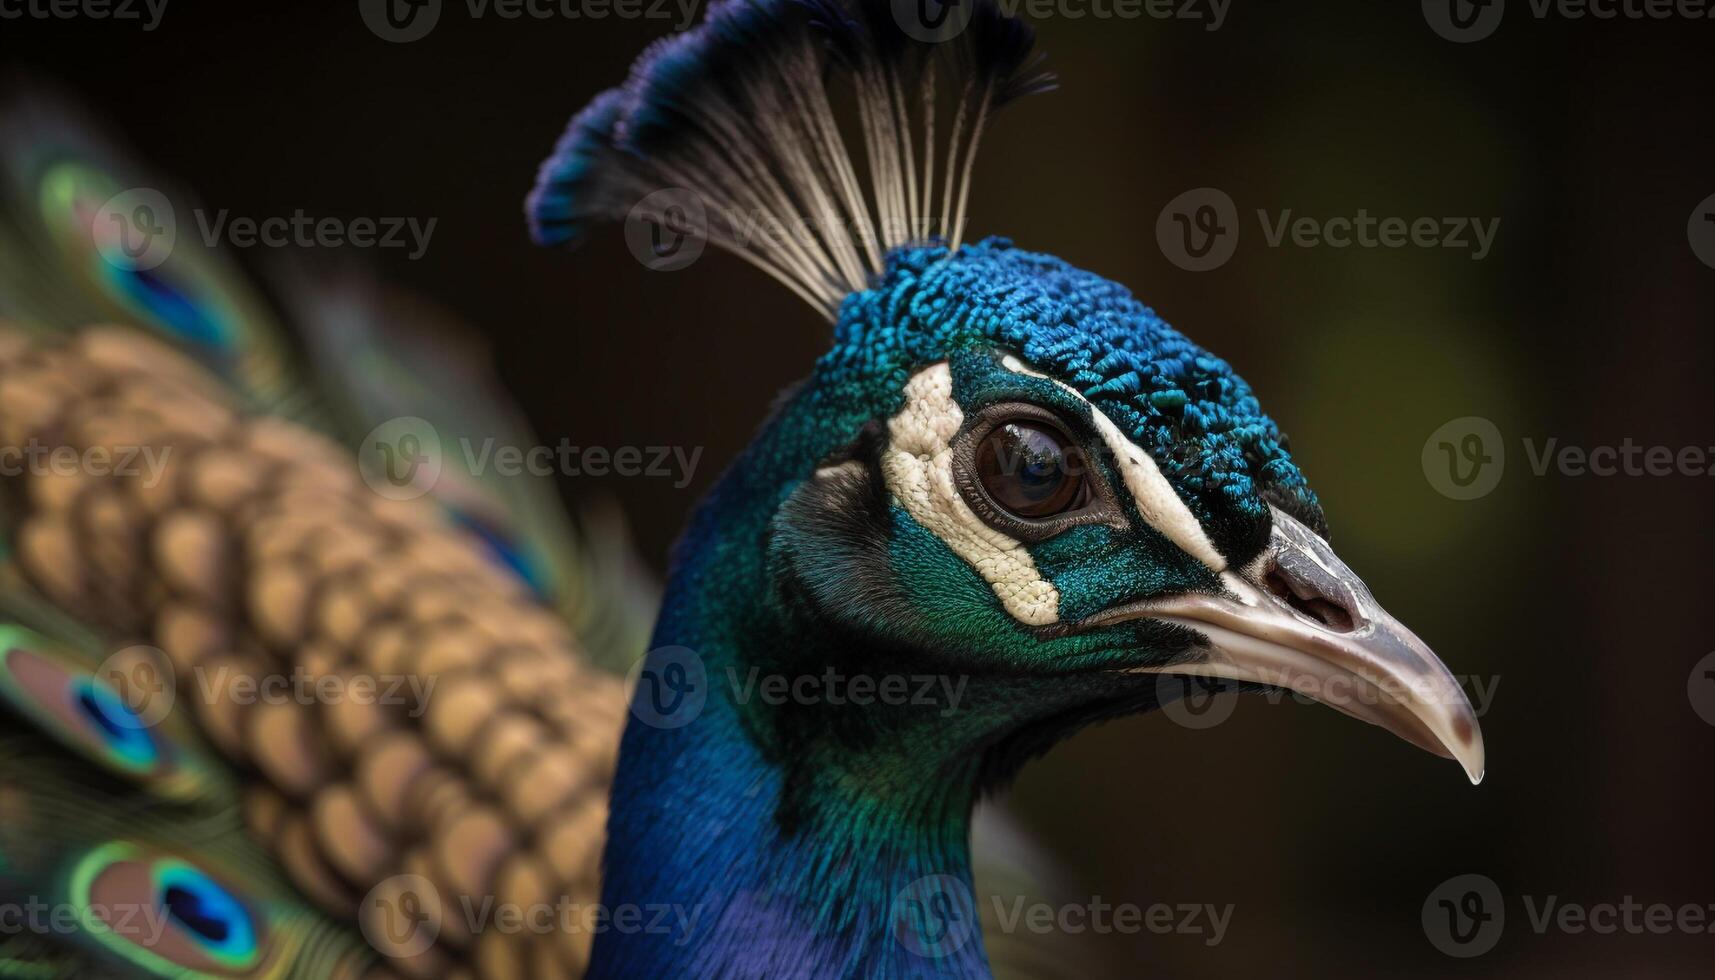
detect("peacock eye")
[974,422,1089,519]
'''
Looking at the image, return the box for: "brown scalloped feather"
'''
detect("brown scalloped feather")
[0,320,625,978]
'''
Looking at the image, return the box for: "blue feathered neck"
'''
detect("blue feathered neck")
[591,240,1321,977]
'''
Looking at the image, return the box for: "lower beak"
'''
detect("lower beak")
[1108,506,1485,784]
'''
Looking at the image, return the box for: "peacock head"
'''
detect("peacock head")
[528,0,1484,796]
[737,239,1485,790]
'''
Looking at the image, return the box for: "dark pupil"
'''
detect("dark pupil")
[977,423,1083,517]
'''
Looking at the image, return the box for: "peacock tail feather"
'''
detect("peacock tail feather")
[0,65,1088,978]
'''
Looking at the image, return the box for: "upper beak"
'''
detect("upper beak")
[1109,505,1486,784]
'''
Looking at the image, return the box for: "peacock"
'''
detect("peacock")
[0,0,1485,977]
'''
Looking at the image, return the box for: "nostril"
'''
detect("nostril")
[1263,564,1357,633]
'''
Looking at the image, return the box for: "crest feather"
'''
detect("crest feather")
[526,0,1054,319]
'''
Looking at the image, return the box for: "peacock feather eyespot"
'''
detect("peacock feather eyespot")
[0,635,162,776]
[153,860,260,966]
[71,843,266,975]
[70,676,160,771]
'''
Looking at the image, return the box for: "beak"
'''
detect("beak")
[1112,505,1485,784]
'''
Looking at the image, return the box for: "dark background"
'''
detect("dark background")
[8,1,1714,975]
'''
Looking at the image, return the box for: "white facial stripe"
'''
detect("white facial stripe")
[880,362,1060,626]
[1000,354,1227,573]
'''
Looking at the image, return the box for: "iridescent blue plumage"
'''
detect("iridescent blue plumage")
[829,240,1322,561]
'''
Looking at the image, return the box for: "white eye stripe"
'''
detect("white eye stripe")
[999,354,1227,573]
[880,362,1060,626]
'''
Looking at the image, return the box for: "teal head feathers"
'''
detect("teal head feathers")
[530,1,1484,975]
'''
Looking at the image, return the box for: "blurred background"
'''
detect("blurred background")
[7,0,1715,975]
